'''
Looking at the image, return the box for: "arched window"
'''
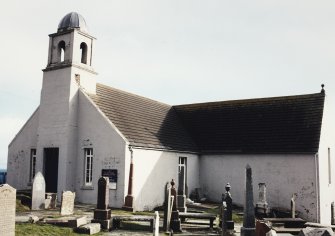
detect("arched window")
[80,42,88,64]
[58,41,66,62]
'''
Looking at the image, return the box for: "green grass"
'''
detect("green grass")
[16,199,30,212]
[15,223,98,236]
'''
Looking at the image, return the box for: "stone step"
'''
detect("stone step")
[75,223,101,235]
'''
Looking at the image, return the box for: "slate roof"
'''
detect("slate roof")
[89,84,325,154]
[174,92,325,154]
[89,84,198,152]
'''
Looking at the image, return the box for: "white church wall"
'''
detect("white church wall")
[130,148,199,211]
[200,154,318,222]
[75,91,127,207]
[7,108,39,189]
[318,93,335,224]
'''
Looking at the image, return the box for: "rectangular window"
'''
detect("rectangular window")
[84,148,93,186]
[29,149,36,182]
[329,148,332,184]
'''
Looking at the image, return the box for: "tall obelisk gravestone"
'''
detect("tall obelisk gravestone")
[170,179,182,232]
[241,165,255,236]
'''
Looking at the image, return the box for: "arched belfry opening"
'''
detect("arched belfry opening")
[58,41,66,62]
[80,42,88,64]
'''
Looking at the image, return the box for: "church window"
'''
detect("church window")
[329,148,332,184]
[84,148,93,185]
[58,40,66,62]
[29,149,36,182]
[80,42,88,64]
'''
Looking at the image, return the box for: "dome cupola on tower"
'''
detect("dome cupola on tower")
[58,12,88,33]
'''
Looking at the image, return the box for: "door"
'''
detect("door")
[44,148,59,193]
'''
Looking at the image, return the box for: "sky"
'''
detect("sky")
[1,0,335,169]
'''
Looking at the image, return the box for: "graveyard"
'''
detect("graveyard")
[1,166,335,235]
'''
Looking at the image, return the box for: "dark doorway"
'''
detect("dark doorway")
[44,148,59,193]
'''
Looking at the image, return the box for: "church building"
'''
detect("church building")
[7,12,335,224]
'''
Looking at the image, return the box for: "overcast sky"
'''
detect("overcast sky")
[1,0,335,169]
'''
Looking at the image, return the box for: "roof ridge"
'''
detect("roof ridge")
[174,92,324,108]
[97,83,172,108]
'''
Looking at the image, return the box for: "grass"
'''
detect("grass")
[15,223,103,236]
[16,199,30,212]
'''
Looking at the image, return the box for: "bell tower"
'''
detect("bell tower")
[37,12,97,196]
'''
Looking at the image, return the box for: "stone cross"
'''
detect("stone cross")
[256,183,270,215]
[170,179,182,232]
[31,172,46,210]
[0,184,16,236]
[222,183,235,230]
[291,194,296,218]
[60,191,76,215]
[93,177,112,230]
[177,163,187,212]
[241,165,256,236]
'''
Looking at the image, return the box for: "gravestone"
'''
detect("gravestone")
[256,183,270,215]
[155,211,160,236]
[331,202,335,225]
[222,183,234,230]
[241,165,256,236]
[60,191,75,215]
[170,179,182,232]
[92,177,112,230]
[291,194,296,218]
[45,193,57,209]
[177,165,187,212]
[0,184,16,236]
[31,172,46,210]
[163,182,172,231]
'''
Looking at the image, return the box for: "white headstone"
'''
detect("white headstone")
[31,172,46,210]
[0,184,16,236]
[155,211,160,236]
[60,191,76,215]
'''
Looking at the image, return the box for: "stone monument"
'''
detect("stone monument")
[241,165,256,236]
[163,182,172,232]
[291,194,296,218]
[256,183,270,215]
[123,146,134,211]
[170,179,182,232]
[177,164,187,212]
[92,177,112,230]
[60,191,76,215]
[0,184,16,236]
[222,183,235,231]
[331,202,335,225]
[31,172,46,210]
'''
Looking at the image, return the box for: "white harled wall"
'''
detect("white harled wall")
[75,91,127,207]
[7,108,39,189]
[318,93,335,224]
[129,148,200,211]
[200,154,318,222]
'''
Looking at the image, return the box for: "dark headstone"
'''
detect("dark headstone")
[92,177,112,230]
[222,183,234,230]
[331,202,335,225]
[241,164,256,236]
[170,179,182,232]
